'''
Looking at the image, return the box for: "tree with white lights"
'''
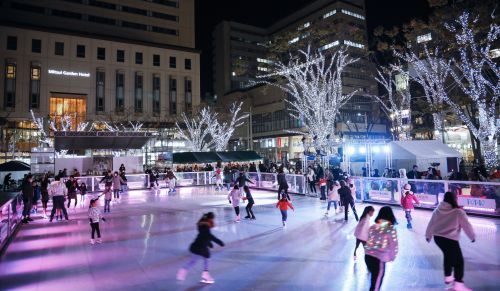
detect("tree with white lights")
[258,46,359,152]
[374,65,412,140]
[175,107,217,152]
[397,46,450,140]
[442,12,498,168]
[210,102,248,151]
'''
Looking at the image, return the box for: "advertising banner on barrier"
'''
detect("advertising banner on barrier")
[458,196,496,212]
[414,193,439,206]
[369,190,392,201]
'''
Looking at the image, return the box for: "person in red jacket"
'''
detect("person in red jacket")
[276,192,294,227]
[400,183,420,229]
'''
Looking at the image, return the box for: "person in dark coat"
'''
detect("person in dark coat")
[236,172,253,188]
[176,212,224,284]
[243,186,256,219]
[223,166,231,190]
[66,176,79,208]
[277,168,290,200]
[339,180,359,222]
[21,175,34,223]
[407,165,420,192]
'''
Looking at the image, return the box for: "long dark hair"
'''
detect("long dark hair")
[443,191,459,209]
[360,206,375,221]
[375,206,397,225]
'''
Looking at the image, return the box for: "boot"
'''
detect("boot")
[90,239,95,245]
[96,238,102,244]
[176,268,187,281]
[444,276,454,284]
[235,215,240,222]
[200,271,214,284]
[324,211,329,217]
[453,282,472,291]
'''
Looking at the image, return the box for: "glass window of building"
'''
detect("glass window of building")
[96,70,105,112]
[77,44,85,58]
[116,71,125,112]
[4,62,16,108]
[153,54,160,66]
[134,72,143,113]
[30,65,41,109]
[97,47,106,60]
[7,36,17,50]
[184,58,191,70]
[185,78,192,113]
[169,56,176,68]
[153,74,161,114]
[55,42,64,56]
[169,77,177,115]
[32,39,41,53]
[135,52,143,64]
[50,96,86,130]
[117,49,125,62]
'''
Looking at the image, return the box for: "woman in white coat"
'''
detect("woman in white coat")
[227,185,242,222]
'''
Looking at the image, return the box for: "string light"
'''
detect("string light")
[210,101,249,151]
[175,107,217,152]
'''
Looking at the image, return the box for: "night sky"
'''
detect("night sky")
[195,0,431,96]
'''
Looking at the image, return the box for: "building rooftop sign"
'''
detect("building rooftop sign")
[48,69,90,77]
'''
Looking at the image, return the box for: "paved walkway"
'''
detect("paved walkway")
[0,187,498,291]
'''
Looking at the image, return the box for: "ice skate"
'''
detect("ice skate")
[90,239,95,245]
[176,268,187,281]
[353,255,357,261]
[407,223,413,229]
[200,271,214,284]
[235,215,240,222]
[453,282,472,291]
[96,238,102,244]
[324,211,329,217]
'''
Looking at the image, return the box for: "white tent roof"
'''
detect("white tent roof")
[390,140,462,159]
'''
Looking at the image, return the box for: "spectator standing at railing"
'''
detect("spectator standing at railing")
[119,164,126,174]
[425,191,475,291]
[307,166,317,195]
[66,176,79,208]
[112,172,126,201]
[407,165,420,193]
[223,166,231,191]
[249,162,257,172]
[21,175,34,224]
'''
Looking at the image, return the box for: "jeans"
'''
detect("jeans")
[365,254,385,291]
[327,200,338,211]
[50,196,68,220]
[342,198,359,221]
[245,201,255,218]
[308,181,316,193]
[104,199,111,213]
[320,186,326,200]
[434,236,464,282]
[184,254,209,271]
[225,183,230,191]
[405,210,412,223]
[113,189,120,199]
[280,210,288,222]
[90,222,101,239]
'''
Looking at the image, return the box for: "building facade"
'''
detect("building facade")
[0,0,200,160]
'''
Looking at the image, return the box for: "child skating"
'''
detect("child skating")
[353,206,374,261]
[103,186,112,213]
[80,182,87,207]
[276,193,294,227]
[401,183,420,229]
[213,168,223,191]
[325,181,341,217]
[176,212,224,284]
[228,185,242,222]
[88,198,106,245]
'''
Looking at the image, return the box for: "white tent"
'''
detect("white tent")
[389,140,462,177]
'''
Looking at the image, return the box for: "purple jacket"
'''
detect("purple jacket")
[364,220,398,262]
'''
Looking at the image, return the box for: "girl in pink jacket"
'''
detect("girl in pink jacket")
[400,183,419,229]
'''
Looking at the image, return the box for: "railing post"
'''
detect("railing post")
[92,178,95,192]
[196,172,199,185]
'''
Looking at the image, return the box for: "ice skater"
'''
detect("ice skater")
[228,185,242,222]
[364,206,398,291]
[400,183,420,229]
[103,185,112,213]
[425,192,475,291]
[176,212,224,284]
[165,168,177,193]
[66,176,78,208]
[213,168,223,191]
[353,206,374,260]
[324,181,341,217]
[242,185,255,220]
[276,192,294,227]
[339,180,359,222]
[88,198,106,245]
[112,171,126,201]
[80,182,87,207]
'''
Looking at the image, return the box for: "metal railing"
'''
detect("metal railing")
[0,192,23,252]
[72,174,149,192]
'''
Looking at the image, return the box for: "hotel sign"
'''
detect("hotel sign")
[48,69,90,77]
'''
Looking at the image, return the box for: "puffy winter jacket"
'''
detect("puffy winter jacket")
[227,189,242,207]
[364,220,398,262]
[401,193,419,210]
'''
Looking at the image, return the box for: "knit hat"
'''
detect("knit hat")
[403,183,411,191]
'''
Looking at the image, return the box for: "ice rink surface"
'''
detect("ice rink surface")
[0,186,498,291]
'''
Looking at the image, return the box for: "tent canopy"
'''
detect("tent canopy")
[173,151,262,164]
[0,161,30,172]
[390,140,461,159]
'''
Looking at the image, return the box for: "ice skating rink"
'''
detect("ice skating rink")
[0,187,498,291]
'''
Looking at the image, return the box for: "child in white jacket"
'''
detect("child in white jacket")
[227,185,242,222]
[88,198,106,245]
[425,192,475,291]
[353,206,374,260]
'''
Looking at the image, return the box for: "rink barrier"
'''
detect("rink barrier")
[0,192,23,254]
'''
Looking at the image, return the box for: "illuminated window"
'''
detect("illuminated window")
[417,33,432,43]
[318,40,339,51]
[96,70,105,112]
[298,22,310,30]
[152,74,160,114]
[344,40,364,49]
[185,78,192,113]
[258,67,269,72]
[288,37,299,44]
[341,9,365,20]
[116,71,125,112]
[257,58,272,64]
[30,66,41,109]
[4,62,16,108]
[323,10,336,19]
[169,77,177,115]
[134,72,143,113]
[49,96,86,130]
